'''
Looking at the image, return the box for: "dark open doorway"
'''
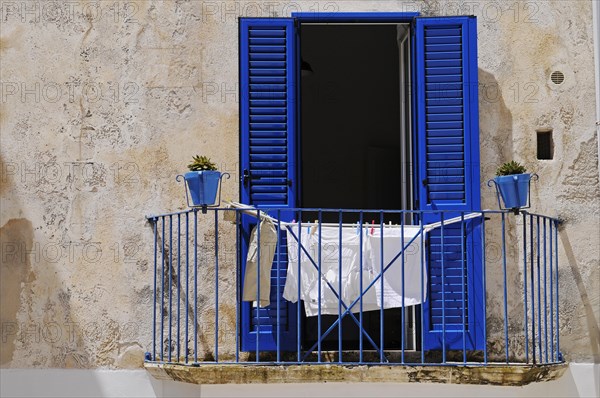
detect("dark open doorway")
[300,24,408,215]
[299,23,418,351]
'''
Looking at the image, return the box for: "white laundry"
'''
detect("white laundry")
[366,226,427,308]
[225,201,480,315]
[283,225,379,316]
[281,225,310,304]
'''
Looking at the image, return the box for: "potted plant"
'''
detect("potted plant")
[493,160,531,209]
[183,155,221,207]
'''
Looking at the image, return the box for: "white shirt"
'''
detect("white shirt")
[283,224,425,316]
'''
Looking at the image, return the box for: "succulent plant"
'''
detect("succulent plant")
[188,155,217,172]
[496,160,527,176]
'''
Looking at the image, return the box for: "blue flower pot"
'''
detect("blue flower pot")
[494,173,531,209]
[184,171,221,206]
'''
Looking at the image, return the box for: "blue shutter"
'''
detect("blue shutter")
[239,18,298,352]
[412,16,484,350]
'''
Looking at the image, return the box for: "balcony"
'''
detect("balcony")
[143,206,565,386]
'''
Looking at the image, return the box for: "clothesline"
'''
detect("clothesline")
[224,201,485,232]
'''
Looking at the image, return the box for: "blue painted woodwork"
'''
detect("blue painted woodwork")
[292,12,419,22]
[412,16,484,350]
[239,18,298,352]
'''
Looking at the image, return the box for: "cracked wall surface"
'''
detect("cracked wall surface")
[0,0,598,368]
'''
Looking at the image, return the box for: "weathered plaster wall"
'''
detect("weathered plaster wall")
[1,0,598,368]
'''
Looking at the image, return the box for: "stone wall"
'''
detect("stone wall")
[1,0,598,368]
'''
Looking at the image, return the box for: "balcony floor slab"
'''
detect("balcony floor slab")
[145,362,568,386]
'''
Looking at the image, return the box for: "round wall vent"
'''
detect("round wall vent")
[550,71,565,85]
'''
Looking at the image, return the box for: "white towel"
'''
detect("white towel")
[366,226,427,308]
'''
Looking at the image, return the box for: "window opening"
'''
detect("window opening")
[537,129,554,160]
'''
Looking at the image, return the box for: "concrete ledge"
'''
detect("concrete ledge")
[145,362,568,386]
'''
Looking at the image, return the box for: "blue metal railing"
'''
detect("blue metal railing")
[144,207,562,366]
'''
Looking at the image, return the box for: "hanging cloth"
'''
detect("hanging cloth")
[365,226,427,309]
[283,225,379,316]
[242,218,278,307]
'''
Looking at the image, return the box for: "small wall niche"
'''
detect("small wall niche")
[537,129,554,160]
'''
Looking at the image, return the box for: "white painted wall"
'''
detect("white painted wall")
[1,364,598,398]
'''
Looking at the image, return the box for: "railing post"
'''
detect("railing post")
[420,211,425,364]
[296,212,302,363]
[168,215,173,362]
[161,217,165,362]
[400,210,406,364]
[543,217,548,363]
[338,210,343,363]
[214,210,219,363]
[277,209,282,363]
[359,211,364,363]
[536,216,542,363]
[379,211,385,363]
[194,210,198,363]
[441,212,446,364]
[400,211,406,364]
[185,212,189,364]
[256,209,261,362]
[461,212,466,363]
[549,217,555,362]
[530,214,536,365]
[235,210,240,363]
[501,212,509,363]
[522,212,529,364]
[152,218,158,361]
[177,214,181,362]
[555,220,560,361]
[481,212,488,364]
[318,210,322,363]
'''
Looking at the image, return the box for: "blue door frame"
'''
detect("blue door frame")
[239,13,483,352]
